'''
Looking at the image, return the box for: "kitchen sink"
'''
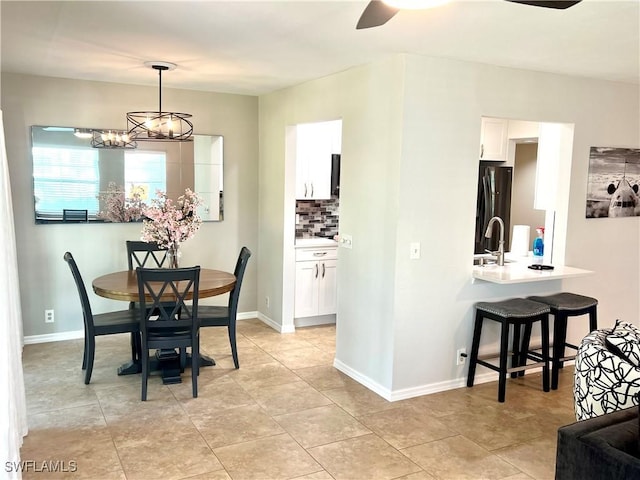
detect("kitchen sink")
[473,255,514,266]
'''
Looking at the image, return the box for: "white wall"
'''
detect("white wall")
[1,73,259,338]
[258,53,640,399]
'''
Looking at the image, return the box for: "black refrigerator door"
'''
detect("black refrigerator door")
[474,165,512,254]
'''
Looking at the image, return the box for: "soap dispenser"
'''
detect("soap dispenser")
[533,227,545,258]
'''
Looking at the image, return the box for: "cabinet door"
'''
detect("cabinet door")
[295,122,333,200]
[317,259,337,315]
[480,117,508,161]
[294,261,319,318]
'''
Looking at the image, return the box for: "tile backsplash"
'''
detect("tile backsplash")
[296,197,339,239]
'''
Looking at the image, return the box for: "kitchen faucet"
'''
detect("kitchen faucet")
[484,216,505,266]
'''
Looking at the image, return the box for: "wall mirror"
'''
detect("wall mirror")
[31,125,223,224]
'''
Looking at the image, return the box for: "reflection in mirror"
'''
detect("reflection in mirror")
[31,126,223,223]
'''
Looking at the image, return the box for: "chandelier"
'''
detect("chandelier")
[91,130,137,149]
[126,62,193,142]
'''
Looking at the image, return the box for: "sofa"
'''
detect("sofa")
[555,320,640,479]
[574,320,640,421]
[556,405,640,479]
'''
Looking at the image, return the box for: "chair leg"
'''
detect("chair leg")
[467,311,483,388]
[84,336,96,385]
[552,313,568,390]
[511,323,521,379]
[498,320,509,403]
[229,325,239,369]
[192,335,199,398]
[589,307,598,331]
[518,322,533,377]
[141,341,149,401]
[540,314,550,392]
[130,332,141,363]
[82,325,88,370]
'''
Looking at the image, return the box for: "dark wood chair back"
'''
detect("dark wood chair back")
[136,266,201,400]
[126,240,169,269]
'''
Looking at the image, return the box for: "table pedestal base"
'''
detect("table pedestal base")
[117,350,216,384]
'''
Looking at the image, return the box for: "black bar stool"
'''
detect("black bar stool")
[467,298,551,402]
[527,292,598,390]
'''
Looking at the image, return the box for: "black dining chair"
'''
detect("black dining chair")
[63,252,139,385]
[198,247,251,369]
[126,240,170,270]
[125,240,171,364]
[136,266,201,401]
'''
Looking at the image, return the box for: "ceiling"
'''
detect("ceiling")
[1,0,638,96]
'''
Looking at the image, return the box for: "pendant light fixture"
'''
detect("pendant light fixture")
[91,129,137,149]
[126,61,193,142]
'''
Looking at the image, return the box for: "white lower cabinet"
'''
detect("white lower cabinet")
[294,247,337,319]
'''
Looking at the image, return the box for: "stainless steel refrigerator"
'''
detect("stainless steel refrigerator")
[474,164,513,254]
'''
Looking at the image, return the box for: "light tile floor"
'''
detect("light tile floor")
[20,319,577,479]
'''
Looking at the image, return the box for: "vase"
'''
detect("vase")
[167,244,180,269]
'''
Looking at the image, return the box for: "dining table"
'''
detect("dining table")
[92,268,236,383]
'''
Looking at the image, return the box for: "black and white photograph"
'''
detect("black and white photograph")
[585,147,640,218]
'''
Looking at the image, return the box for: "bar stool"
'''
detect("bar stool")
[467,298,551,402]
[526,292,598,390]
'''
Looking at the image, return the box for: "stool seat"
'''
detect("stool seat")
[528,293,598,311]
[476,298,550,318]
[468,298,551,402]
[525,292,598,390]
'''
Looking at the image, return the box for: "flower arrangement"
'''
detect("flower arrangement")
[98,182,146,222]
[141,188,203,267]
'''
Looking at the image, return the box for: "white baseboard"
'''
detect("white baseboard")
[24,330,84,345]
[332,358,554,402]
[256,312,295,333]
[295,314,336,328]
[24,311,261,345]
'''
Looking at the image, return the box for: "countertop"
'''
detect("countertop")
[295,237,339,248]
[472,259,593,284]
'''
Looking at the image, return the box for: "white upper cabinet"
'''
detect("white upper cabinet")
[296,120,342,200]
[480,117,508,161]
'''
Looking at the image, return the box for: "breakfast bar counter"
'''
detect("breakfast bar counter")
[472,262,593,284]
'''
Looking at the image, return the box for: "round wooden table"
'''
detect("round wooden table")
[92,268,236,381]
[92,268,236,302]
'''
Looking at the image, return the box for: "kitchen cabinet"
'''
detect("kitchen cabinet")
[480,117,508,161]
[295,246,337,318]
[296,120,341,200]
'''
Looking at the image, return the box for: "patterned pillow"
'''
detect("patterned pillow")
[605,320,640,368]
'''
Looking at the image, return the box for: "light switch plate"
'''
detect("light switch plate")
[341,234,353,249]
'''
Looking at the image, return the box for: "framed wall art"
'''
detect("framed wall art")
[585,147,640,218]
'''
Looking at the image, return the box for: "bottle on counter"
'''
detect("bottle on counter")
[533,227,545,257]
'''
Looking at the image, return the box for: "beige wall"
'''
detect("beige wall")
[1,73,259,338]
[258,53,640,397]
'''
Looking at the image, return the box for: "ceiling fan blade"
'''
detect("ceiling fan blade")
[356,0,400,29]
[505,0,582,9]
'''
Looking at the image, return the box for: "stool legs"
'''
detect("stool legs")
[467,310,483,388]
[540,314,550,392]
[551,313,568,390]
[498,320,510,402]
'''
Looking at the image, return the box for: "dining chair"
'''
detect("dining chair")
[63,252,139,385]
[198,246,251,369]
[125,240,171,363]
[126,240,169,270]
[136,266,201,401]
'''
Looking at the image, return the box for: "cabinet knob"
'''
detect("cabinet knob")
[322,263,325,278]
[480,144,484,159]
[315,264,319,278]
[313,252,327,257]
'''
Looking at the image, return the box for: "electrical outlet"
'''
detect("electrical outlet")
[45,309,54,323]
[265,296,270,308]
[456,348,467,366]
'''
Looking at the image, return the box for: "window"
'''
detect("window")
[124,151,167,201]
